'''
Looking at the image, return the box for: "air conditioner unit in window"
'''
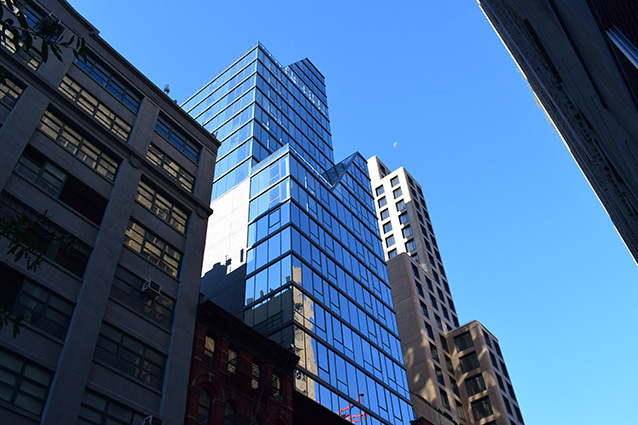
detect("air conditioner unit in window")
[141,279,161,298]
[143,415,162,425]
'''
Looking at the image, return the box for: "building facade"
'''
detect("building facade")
[478,0,638,265]
[368,157,524,425]
[183,44,414,424]
[0,1,219,424]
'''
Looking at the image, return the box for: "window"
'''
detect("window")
[483,330,493,347]
[58,75,131,141]
[441,306,450,320]
[434,314,443,330]
[204,336,215,367]
[496,373,506,391]
[198,390,212,424]
[500,361,510,378]
[424,322,434,339]
[435,366,444,384]
[514,405,523,422]
[0,74,25,109]
[450,377,460,397]
[459,352,480,373]
[385,235,395,247]
[445,356,454,373]
[390,176,399,187]
[471,397,493,421]
[251,363,261,389]
[78,390,144,425]
[440,334,449,353]
[75,53,142,112]
[94,322,166,389]
[388,249,397,259]
[375,185,384,196]
[426,277,433,291]
[439,388,450,410]
[490,352,499,369]
[402,225,413,238]
[227,349,238,375]
[272,374,281,397]
[124,220,182,277]
[430,343,439,362]
[430,294,438,309]
[377,197,387,208]
[465,374,486,396]
[137,180,189,233]
[155,114,201,162]
[15,146,108,225]
[147,144,196,192]
[406,239,416,252]
[399,212,409,224]
[503,396,513,415]
[38,110,120,181]
[0,6,42,70]
[507,383,517,400]
[454,331,474,352]
[224,402,237,425]
[382,221,392,233]
[456,401,466,421]
[0,194,92,277]
[420,302,428,317]
[416,283,425,297]
[495,341,503,357]
[110,266,175,328]
[411,263,420,279]
[393,187,402,199]
[396,200,406,211]
[380,209,389,220]
[0,347,53,415]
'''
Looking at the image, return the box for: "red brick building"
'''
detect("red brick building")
[184,301,299,425]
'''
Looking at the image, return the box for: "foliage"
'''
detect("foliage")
[0,0,86,82]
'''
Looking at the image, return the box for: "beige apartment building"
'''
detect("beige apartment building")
[368,156,524,425]
[0,1,219,424]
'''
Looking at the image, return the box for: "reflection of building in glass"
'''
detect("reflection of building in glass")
[368,157,524,425]
[186,43,413,424]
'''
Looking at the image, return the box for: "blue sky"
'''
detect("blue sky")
[68,1,638,424]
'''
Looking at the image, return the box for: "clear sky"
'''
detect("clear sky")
[67,1,638,424]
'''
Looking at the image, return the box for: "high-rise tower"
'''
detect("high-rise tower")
[184,44,413,424]
[368,157,524,425]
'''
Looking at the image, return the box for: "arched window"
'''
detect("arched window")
[223,402,236,425]
[198,390,211,424]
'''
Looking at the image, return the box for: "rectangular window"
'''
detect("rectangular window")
[75,54,141,112]
[155,114,201,162]
[124,220,182,277]
[147,144,196,192]
[451,377,460,397]
[424,322,434,339]
[396,200,406,211]
[416,283,425,297]
[440,334,449,353]
[490,352,499,369]
[459,352,480,373]
[382,221,392,233]
[15,146,108,225]
[496,373,506,391]
[465,373,486,396]
[94,322,166,389]
[0,348,53,416]
[406,239,416,251]
[385,235,395,247]
[455,331,474,352]
[399,212,409,224]
[110,266,175,328]
[430,294,438,309]
[507,383,517,400]
[0,74,25,109]
[503,396,513,414]
[13,279,74,339]
[78,390,143,425]
[204,336,216,367]
[375,185,384,196]
[251,363,260,389]
[430,343,439,362]
[439,388,450,410]
[435,366,444,385]
[390,176,399,186]
[136,180,189,234]
[0,6,42,70]
[58,75,132,141]
[412,263,420,279]
[38,110,120,181]
[471,397,494,421]
[434,314,443,330]
[402,225,413,238]
[0,194,92,277]
[445,356,454,373]
[388,249,397,259]
[380,209,389,220]
[393,187,402,199]
[227,349,238,375]
[377,197,387,208]
[420,301,428,317]
[455,402,466,421]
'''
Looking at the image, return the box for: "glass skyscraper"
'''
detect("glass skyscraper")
[183,43,413,424]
